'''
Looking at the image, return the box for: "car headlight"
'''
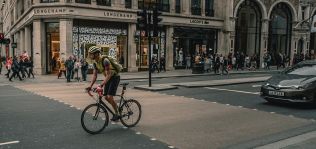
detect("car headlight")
[264,83,270,86]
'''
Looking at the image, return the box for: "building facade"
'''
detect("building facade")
[1,0,314,74]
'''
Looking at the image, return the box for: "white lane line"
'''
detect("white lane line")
[205,87,260,95]
[168,146,175,148]
[252,85,262,88]
[150,138,157,141]
[0,141,20,146]
[255,131,316,149]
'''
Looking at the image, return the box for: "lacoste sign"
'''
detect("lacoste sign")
[189,19,210,25]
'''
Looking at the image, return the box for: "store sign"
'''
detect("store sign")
[34,8,67,14]
[104,11,135,19]
[311,15,316,33]
[189,19,210,25]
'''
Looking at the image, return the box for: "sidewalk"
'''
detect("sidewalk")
[0,67,281,85]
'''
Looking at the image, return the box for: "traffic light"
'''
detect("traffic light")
[153,9,162,37]
[137,10,147,30]
[1,38,10,44]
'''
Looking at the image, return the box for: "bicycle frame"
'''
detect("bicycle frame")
[88,86,127,116]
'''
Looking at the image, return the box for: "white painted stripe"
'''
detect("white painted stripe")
[255,131,316,149]
[252,85,262,88]
[150,138,157,141]
[136,132,142,135]
[0,141,19,146]
[205,87,260,95]
[168,146,175,148]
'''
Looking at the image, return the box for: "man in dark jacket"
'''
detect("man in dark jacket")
[65,56,74,82]
[9,57,23,81]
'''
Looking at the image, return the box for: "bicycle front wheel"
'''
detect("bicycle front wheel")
[81,104,109,134]
[120,99,142,127]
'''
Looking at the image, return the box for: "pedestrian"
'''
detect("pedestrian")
[185,55,191,69]
[0,55,2,74]
[5,57,12,78]
[27,58,35,79]
[75,59,82,81]
[81,59,88,81]
[65,56,74,82]
[9,57,23,81]
[160,56,166,72]
[58,58,66,79]
[221,56,229,75]
[151,56,160,73]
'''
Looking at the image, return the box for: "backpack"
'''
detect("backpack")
[101,55,123,74]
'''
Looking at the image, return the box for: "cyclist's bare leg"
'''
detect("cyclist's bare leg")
[104,95,118,114]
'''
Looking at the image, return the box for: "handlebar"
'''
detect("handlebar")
[85,86,103,97]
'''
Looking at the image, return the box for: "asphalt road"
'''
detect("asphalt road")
[0,86,171,149]
[156,82,316,120]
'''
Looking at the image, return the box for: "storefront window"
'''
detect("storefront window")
[97,0,111,6]
[135,29,166,70]
[191,0,201,15]
[173,28,217,68]
[75,0,91,4]
[72,20,128,69]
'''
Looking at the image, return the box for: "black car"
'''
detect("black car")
[260,60,316,104]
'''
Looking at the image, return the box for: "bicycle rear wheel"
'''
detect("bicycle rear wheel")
[81,104,109,134]
[119,99,142,127]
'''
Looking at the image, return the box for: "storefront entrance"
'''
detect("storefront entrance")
[235,0,262,56]
[268,3,292,65]
[46,23,60,74]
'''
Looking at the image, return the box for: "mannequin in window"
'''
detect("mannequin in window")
[178,48,183,66]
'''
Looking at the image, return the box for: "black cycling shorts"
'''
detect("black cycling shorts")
[103,75,120,96]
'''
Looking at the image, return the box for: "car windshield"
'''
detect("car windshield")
[285,64,316,76]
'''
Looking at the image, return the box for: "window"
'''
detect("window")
[205,0,214,16]
[97,0,111,6]
[138,0,144,9]
[191,0,201,15]
[175,0,180,13]
[41,0,59,2]
[75,0,91,4]
[157,0,169,12]
[125,0,132,8]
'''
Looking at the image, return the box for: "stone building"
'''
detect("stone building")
[1,0,315,74]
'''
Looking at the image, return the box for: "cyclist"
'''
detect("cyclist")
[86,46,121,121]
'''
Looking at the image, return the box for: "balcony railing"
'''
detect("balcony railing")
[191,7,201,15]
[205,9,214,17]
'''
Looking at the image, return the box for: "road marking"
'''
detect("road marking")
[168,146,175,148]
[150,138,157,141]
[0,141,19,146]
[136,132,142,135]
[270,112,276,114]
[252,85,262,88]
[205,87,260,95]
[255,131,316,149]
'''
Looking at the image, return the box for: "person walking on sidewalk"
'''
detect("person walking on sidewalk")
[86,46,121,121]
[5,57,12,78]
[27,58,35,79]
[81,59,88,81]
[57,58,66,79]
[65,56,74,82]
[9,57,23,81]
[0,55,2,74]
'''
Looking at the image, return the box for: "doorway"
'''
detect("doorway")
[46,23,60,74]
